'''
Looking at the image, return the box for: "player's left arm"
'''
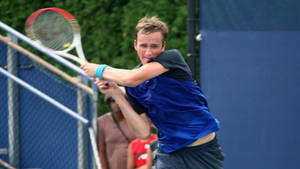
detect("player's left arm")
[81,61,168,87]
[104,62,168,86]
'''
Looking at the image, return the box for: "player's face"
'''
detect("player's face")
[134,31,166,64]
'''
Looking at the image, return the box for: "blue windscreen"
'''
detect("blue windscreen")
[199,1,300,169]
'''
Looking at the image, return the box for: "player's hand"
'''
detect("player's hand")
[94,78,109,91]
[94,78,123,97]
[80,62,99,77]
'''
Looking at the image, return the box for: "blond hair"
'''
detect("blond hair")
[136,16,169,41]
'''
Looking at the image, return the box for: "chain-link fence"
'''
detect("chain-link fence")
[0,32,99,169]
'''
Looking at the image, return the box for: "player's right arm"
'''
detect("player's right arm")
[112,89,151,139]
[94,78,151,140]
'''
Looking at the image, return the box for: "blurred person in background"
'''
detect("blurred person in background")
[127,123,157,169]
[97,87,136,169]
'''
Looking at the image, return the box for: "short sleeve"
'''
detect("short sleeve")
[151,49,192,81]
[125,88,147,115]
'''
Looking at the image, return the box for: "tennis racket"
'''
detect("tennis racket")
[25,7,87,64]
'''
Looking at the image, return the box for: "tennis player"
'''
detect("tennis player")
[81,16,224,169]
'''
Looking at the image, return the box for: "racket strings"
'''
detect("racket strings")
[32,11,74,51]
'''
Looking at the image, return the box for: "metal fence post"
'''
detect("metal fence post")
[92,83,99,169]
[7,34,20,168]
[77,76,90,169]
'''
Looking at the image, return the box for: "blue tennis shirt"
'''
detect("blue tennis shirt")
[126,49,220,153]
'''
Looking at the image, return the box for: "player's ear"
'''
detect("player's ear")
[161,41,166,51]
[134,40,137,51]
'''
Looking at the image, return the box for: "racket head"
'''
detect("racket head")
[25,7,80,52]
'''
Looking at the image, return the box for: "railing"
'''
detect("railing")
[0,21,101,169]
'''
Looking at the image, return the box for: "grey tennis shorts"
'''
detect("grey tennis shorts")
[152,137,224,169]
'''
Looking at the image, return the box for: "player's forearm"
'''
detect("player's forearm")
[102,62,168,87]
[113,94,151,139]
[102,67,144,87]
[80,63,141,86]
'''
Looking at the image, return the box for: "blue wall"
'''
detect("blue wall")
[0,41,93,169]
[0,42,9,163]
[199,1,300,169]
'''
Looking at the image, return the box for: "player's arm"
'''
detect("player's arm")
[114,92,151,139]
[103,62,168,86]
[81,62,169,87]
[127,143,135,169]
[95,79,151,139]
